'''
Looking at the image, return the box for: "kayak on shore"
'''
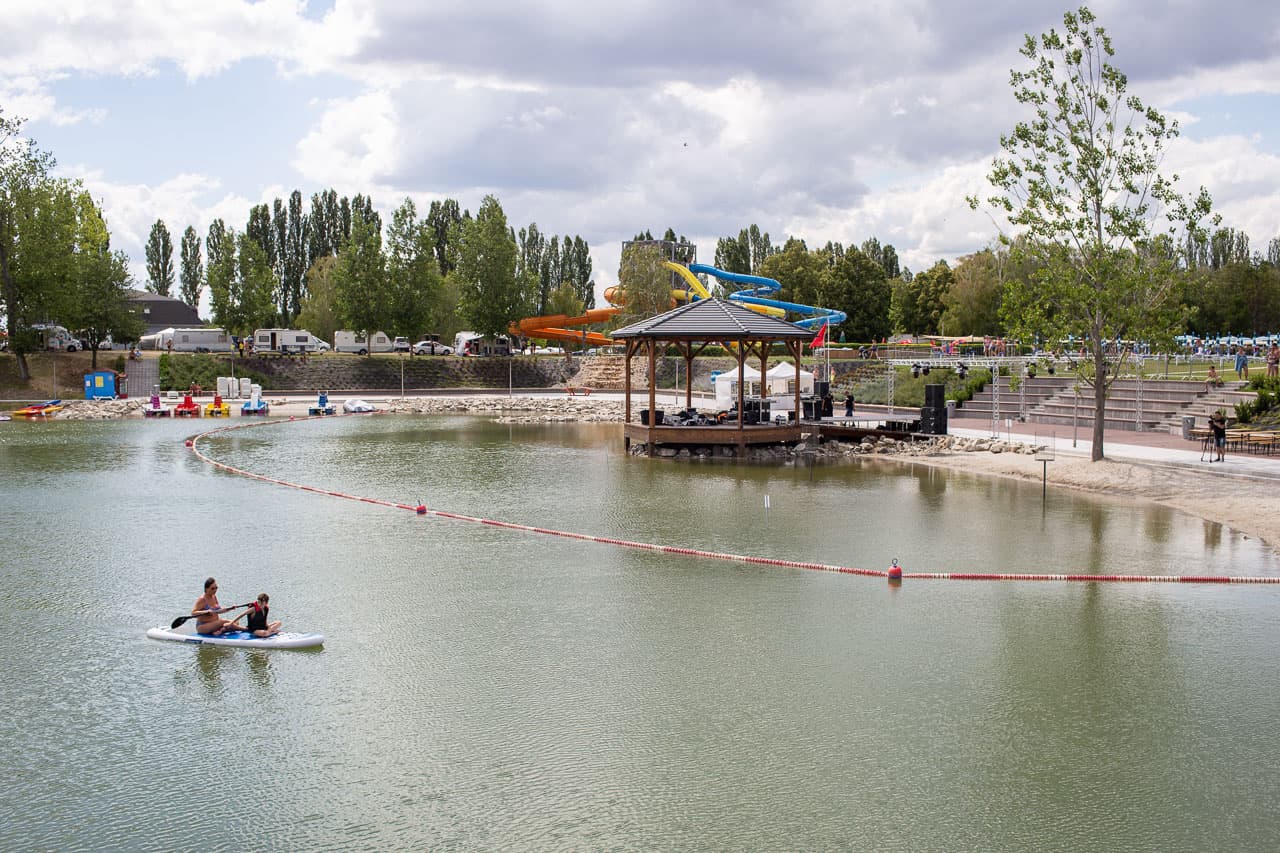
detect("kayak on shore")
[145,626,324,649]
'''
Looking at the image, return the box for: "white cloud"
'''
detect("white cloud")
[7,0,1280,311]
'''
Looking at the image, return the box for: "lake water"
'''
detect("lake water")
[2,416,1279,851]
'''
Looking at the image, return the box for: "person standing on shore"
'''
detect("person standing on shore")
[1209,410,1227,463]
[1268,343,1279,379]
[1235,347,1249,380]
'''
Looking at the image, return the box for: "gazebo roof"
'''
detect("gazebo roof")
[611,298,814,340]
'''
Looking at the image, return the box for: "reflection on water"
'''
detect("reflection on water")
[2,416,1279,850]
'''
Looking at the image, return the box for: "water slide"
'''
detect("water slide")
[688,263,846,329]
[509,307,619,347]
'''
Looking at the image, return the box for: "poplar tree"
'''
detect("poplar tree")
[455,195,522,338]
[179,226,203,309]
[144,219,175,296]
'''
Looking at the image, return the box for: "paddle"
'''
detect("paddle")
[170,602,253,630]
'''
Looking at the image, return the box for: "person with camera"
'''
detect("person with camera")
[1208,410,1228,463]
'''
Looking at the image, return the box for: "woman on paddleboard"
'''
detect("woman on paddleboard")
[192,577,240,635]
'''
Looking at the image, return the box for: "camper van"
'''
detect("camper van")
[252,328,325,354]
[32,324,81,352]
[334,330,394,355]
[453,332,512,357]
[141,327,234,352]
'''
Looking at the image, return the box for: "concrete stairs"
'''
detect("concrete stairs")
[952,376,1254,433]
[1154,384,1256,433]
[570,355,649,390]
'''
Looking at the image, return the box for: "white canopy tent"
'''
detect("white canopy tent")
[713,362,815,409]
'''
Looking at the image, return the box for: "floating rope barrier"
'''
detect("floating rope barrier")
[187,415,1280,585]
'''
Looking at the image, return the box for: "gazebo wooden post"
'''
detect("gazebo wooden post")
[792,340,801,425]
[736,340,746,454]
[683,343,694,411]
[624,339,634,450]
[759,344,768,423]
[647,338,657,457]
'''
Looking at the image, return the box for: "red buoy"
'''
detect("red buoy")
[184,439,193,447]
[887,559,903,580]
[416,505,427,515]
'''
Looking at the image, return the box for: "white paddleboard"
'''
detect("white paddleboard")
[146,626,324,649]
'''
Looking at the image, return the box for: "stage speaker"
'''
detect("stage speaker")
[814,380,830,399]
[924,383,945,408]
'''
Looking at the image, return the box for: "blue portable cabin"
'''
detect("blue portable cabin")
[83,371,118,400]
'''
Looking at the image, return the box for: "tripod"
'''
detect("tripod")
[1201,435,1212,462]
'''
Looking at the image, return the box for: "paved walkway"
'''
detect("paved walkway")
[947,420,1280,481]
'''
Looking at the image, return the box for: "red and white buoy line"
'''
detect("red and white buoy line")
[186,415,1280,586]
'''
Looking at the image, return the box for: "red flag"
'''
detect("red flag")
[811,322,827,349]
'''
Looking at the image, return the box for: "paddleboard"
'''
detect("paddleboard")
[146,626,324,649]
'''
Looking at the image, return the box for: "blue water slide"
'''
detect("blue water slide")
[688,263,847,329]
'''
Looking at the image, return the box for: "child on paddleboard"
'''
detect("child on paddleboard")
[234,593,282,637]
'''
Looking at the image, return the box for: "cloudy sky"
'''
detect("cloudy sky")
[6,0,1280,309]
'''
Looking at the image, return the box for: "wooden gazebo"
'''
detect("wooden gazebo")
[611,298,817,456]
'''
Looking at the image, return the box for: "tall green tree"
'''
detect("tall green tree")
[179,225,203,310]
[207,227,234,329]
[891,260,951,335]
[824,247,891,342]
[235,233,278,335]
[333,215,390,349]
[758,240,825,310]
[295,256,341,345]
[562,236,594,309]
[713,224,774,276]
[454,195,523,338]
[426,198,463,277]
[282,190,308,324]
[971,6,1214,460]
[144,219,175,296]
[942,249,1005,336]
[616,243,672,324]
[0,112,79,380]
[516,223,547,314]
[385,197,443,341]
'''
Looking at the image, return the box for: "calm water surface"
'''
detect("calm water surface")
[2,416,1279,851]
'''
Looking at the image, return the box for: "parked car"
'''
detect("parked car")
[393,336,411,353]
[413,340,453,355]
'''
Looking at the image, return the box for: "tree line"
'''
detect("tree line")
[145,191,595,347]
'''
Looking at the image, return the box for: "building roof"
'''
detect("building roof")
[611,298,814,341]
[127,289,202,335]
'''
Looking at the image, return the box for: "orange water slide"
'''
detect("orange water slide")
[509,307,620,347]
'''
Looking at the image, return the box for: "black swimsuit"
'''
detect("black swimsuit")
[246,606,268,633]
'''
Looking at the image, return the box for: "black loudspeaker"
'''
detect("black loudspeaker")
[924,383,945,408]
[918,407,948,435]
[814,380,830,399]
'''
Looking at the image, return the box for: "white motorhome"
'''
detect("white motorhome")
[334,330,394,355]
[32,324,80,351]
[454,332,512,357]
[141,327,234,352]
[252,328,324,354]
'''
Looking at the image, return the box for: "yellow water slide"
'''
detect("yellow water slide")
[603,262,783,317]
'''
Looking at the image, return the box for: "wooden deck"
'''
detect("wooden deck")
[624,421,804,453]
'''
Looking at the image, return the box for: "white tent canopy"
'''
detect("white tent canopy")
[713,361,814,408]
